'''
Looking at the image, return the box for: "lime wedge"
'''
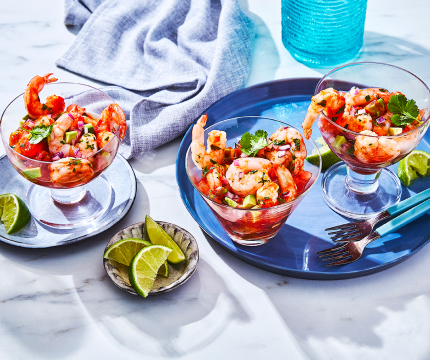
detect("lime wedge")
[306,137,341,170]
[103,238,151,266]
[129,245,172,297]
[145,216,186,264]
[397,150,430,186]
[158,261,169,278]
[0,194,31,234]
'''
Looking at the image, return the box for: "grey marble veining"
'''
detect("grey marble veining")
[1,0,430,359]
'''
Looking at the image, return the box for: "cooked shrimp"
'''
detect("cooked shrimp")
[48,113,75,156]
[337,113,373,134]
[96,104,127,142]
[354,130,400,164]
[266,126,307,174]
[302,88,345,139]
[24,73,65,119]
[225,157,271,196]
[191,114,227,170]
[276,165,297,202]
[256,182,279,207]
[77,133,98,157]
[96,131,115,149]
[50,157,94,184]
[206,165,225,191]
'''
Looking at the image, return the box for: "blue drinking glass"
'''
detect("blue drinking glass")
[282,0,368,66]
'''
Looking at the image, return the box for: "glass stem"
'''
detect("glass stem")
[50,186,87,204]
[345,167,381,194]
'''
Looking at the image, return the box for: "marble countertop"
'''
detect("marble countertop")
[2,1,430,359]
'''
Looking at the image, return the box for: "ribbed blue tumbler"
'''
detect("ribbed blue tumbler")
[282,0,368,66]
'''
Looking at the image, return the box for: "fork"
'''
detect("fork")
[325,188,430,242]
[319,197,430,266]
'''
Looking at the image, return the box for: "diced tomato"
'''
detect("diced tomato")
[294,170,312,195]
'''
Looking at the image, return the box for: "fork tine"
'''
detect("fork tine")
[326,257,357,266]
[322,253,352,262]
[319,249,348,258]
[330,230,361,239]
[325,223,356,231]
[332,234,367,243]
[316,243,347,254]
[327,227,358,236]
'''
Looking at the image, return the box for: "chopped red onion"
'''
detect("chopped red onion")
[54,151,64,159]
[278,144,290,151]
[357,109,366,115]
[350,87,359,96]
[215,186,223,192]
[221,178,228,186]
[77,120,84,129]
[377,116,385,124]
[240,153,247,158]
[25,120,35,129]
[344,133,355,141]
[238,172,243,179]
[349,106,357,116]
[233,159,239,166]
[226,191,239,200]
[68,113,75,120]
[277,150,286,158]
[52,155,60,161]
[73,148,82,158]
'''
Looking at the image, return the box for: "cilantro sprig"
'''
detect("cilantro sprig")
[387,94,420,127]
[21,124,53,144]
[240,130,269,157]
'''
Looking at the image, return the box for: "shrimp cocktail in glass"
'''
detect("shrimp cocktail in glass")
[302,62,430,219]
[0,74,127,228]
[185,116,321,246]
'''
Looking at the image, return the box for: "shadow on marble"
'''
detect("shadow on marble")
[129,136,183,175]
[205,231,430,359]
[238,0,281,86]
[77,258,250,357]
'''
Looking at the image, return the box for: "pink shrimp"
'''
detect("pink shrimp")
[96,104,127,142]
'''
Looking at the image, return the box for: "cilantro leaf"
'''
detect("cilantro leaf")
[240,130,269,157]
[387,94,419,127]
[21,124,53,144]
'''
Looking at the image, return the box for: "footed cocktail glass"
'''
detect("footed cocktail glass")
[316,62,430,219]
[0,83,121,228]
[185,116,321,246]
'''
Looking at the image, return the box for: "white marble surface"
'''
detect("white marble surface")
[1,1,430,359]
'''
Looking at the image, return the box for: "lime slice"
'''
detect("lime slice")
[397,150,430,186]
[158,261,169,278]
[103,238,151,266]
[0,194,31,234]
[145,216,186,264]
[129,245,172,297]
[306,137,341,170]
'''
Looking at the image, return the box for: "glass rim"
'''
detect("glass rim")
[185,115,322,212]
[315,61,430,139]
[0,82,120,164]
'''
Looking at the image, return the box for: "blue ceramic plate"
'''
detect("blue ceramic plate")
[176,78,430,280]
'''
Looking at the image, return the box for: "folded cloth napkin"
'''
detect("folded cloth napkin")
[57,0,254,160]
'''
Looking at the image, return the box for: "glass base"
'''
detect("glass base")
[26,175,113,229]
[229,234,275,246]
[321,162,401,220]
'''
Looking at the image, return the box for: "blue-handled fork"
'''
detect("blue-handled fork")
[319,196,430,266]
[326,188,430,242]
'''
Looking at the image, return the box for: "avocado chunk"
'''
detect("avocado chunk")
[389,127,403,135]
[365,98,386,118]
[224,197,238,208]
[64,131,78,144]
[83,124,95,134]
[242,194,257,209]
[22,167,42,179]
[19,119,26,126]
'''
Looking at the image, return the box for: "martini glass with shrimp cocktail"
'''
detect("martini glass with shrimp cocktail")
[0,74,127,228]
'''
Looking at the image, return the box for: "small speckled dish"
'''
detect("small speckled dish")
[103,221,199,296]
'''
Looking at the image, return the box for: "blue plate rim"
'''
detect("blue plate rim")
[175,77,430,280]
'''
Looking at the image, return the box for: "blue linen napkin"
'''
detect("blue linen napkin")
[56,0,254,160]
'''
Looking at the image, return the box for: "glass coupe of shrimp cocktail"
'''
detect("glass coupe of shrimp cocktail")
[302,62,430,219]
[0,74,127,228]
[185,116,321,246]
